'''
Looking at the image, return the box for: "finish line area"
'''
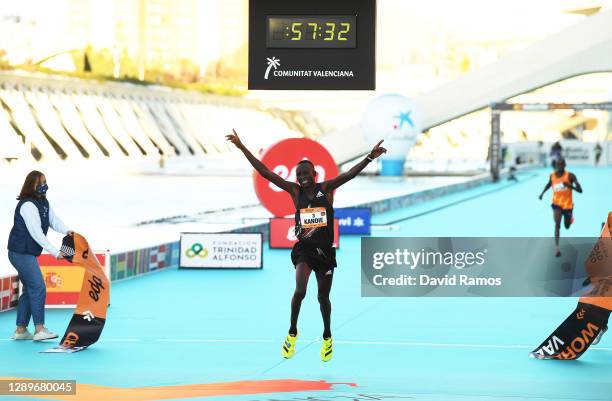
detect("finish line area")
[1,166,611,401]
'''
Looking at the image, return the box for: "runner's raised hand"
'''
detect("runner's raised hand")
[225,129,244,148]
[368,140,387,159]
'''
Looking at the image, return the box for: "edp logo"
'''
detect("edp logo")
[88,275,105,302]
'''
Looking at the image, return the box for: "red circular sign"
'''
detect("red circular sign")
[254,138,338,217]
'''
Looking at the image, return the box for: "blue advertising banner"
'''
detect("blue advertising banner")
[335,208,371,235]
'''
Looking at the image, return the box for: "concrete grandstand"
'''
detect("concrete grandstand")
[0,72,303,163]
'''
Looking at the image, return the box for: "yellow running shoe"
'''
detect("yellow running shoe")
[320,337,333,362]
[282,333,298,359]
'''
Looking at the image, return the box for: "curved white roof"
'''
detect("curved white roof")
[415,9,612,130]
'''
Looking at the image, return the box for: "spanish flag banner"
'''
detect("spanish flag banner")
[531,212,612,360]
[41,233,110,353]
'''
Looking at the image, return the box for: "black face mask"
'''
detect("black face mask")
[36,183,48,195]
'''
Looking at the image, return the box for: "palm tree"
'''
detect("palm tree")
[264,57,280,79]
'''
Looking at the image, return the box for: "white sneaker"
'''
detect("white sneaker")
[33,328,58,341]
[12,330,34,340]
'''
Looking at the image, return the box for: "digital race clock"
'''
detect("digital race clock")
[267,16,357,49]
[249,0,376,90]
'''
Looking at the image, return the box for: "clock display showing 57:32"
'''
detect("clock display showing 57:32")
[267,15,357,49]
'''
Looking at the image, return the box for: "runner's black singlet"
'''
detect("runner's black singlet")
[290,183,337,271]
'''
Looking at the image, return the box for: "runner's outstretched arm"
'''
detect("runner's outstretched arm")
[226,129,297,194]
[322,140,387,192]
[539,178,552,200]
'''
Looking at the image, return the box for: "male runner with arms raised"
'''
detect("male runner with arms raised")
[227,129,386,361]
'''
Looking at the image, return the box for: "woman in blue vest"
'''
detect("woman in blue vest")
[7,170,72,341]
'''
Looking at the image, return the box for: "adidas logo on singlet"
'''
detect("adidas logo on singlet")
[316,191,324,198]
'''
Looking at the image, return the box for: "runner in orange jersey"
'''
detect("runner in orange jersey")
[539,158,582,257]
